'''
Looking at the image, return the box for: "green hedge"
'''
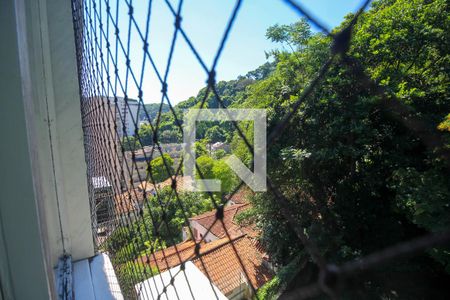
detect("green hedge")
[256,254,305,300]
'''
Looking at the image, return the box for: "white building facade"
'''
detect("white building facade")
[110,97,140,138]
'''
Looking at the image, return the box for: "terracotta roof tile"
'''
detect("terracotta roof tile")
[137,181,155,192]
[114,190,145,214]
[140,235,273,295]
[158,175,193,192]
[139,240,197,272]
[227,187,253,204]
[192,236,274,295]
[140,237,237,272]
[190,203,251,239]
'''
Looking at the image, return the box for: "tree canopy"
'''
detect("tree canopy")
[148,153,174,183]
[232,0,450,297]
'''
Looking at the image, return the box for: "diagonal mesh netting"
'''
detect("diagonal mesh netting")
[71,0,450,299]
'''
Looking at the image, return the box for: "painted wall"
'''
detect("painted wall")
[0,0,96,298]
[0,0,54,298]
[189,220,218,243]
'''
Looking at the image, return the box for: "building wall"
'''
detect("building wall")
[0,1,53,298]
[226,283,249,300]
[0,0,95,298]
[126,100,139,137]
[112,97,140,138]
[189,220,218,242]
[226,273,254,300]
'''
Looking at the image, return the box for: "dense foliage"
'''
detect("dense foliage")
[195,155,238,196]
[237,0,450,298]
[147,153,174,182]
[121,136,141,151]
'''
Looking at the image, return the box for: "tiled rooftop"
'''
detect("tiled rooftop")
[140,237,236,272]
[192,235,274,295]
[226,187,253,205]
[132,185,269,295]
[114,189,145,215]
[140,240,197,272]
[190,203,251,239]
[139,235,273,296]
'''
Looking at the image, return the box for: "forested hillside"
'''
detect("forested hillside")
[138,103,170,122]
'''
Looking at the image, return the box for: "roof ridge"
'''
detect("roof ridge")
[145,235,247,270]
[190,203,248,221]
[194,234,246,259]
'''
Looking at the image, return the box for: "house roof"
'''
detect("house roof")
[137,181,155,192]
[140,202,261,273]
[159,175,193,192]
[192,235,273,295]
[114,189,145,214]
[137,176,193,193]
[190,203,251,239]
[139,237,236,272]
[139,240,196,272]
[139,235,273,296]
[226,187,253,204]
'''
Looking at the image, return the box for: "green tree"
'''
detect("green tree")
[105,188,214,297]
[121,136,141,151]
[160,130,180,143]
[194,141,208,157]
[245,61,276,80]
[195,155,215,179]
[137,123,153,146]
[234,0,450,297]
[265,19,312,56]
[205,125,226,143]
[147,188,213,245]
[148,153,174,183]
[212,149,227,160]
[212,160,237,194]
[139,103,170,122]
[195,155,237,195]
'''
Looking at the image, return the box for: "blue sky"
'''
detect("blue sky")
[99,0,366,104]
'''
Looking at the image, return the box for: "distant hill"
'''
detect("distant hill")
[175,61,276,111]
[139,103,170,122]
[148,61,276,143]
